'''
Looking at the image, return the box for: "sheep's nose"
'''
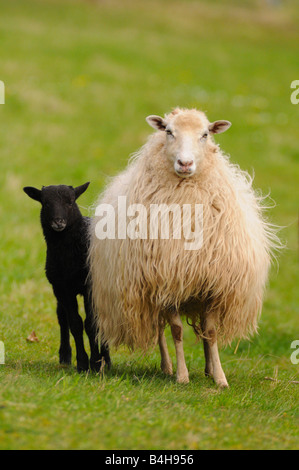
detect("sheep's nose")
[51,218,67,231]
[55,218,65,225]
[177,159,193,168]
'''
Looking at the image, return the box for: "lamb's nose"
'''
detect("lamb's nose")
[54,218,65,226]
[51,218,67,231]
[178,159,193,168]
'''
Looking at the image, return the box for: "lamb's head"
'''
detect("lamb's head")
[146,108,231,178]
[23,182,90,232]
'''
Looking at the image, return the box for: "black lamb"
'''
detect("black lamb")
[23,182,111,372]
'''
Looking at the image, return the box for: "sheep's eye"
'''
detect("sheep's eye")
[201,132,208,140]
[166,129,174,137]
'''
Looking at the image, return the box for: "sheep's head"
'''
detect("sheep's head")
[146,108,231,178]
[23,183,90,232]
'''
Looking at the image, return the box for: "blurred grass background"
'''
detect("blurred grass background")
[0,0,298,450]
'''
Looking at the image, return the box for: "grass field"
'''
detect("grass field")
[0,0,298,450]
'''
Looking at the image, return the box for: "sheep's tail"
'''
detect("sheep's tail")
[257,190,286,265]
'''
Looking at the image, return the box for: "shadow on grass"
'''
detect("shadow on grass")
[3,358,77,377]
[2,355,214,389]
[4,326,295,389]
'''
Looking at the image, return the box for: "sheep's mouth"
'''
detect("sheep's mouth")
[51,223,67,232]
[174,161,196,178]
[175,168,194,178]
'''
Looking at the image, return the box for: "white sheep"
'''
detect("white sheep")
[88,108,281,388]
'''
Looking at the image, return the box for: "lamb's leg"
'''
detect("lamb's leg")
[55,289,89,373]
[168,311,189,384]
[84,294,111,372]
[56,301,72,365]
[158,327,173,376]
[201,312,228,388]
[99,340,111,370]
[67,296,89,373]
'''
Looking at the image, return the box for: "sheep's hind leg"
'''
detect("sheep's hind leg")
[158,326,173,376]
[203,338,213,378]
[168,311,189,384]
[201,312,228,388]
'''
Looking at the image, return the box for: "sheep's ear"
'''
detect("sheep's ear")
[208,120,231,134]
[23,186,42,202]
[146,115,167,131]
[74,182,90,200]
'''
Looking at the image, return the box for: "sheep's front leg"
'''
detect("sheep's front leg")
[201,312,228,388]
[168,312,189,384]
[158,326,173,376]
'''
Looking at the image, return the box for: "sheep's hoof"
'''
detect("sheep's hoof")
[176,375,189,384]
[77,366,89,373]
[90,356,112,373]
[90,360,102,373]
[60,359,71,368]
[104,356,112,370]
[216,379,229,389]
[161,361,173,376]
[59,348,72,366]
[77,358,90,373]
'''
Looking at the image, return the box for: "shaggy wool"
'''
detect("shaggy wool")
[88,108,281,350]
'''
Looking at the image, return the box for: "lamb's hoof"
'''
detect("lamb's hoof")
[104,356,112,370]
[60,359,71,368]
[161,361,173,376]
[59,349,72,366]
[90,360,102,373]
[91,356,111,373]
[77,358,89,373]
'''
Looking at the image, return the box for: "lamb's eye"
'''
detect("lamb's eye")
[166,129,174,137]
[201,132,208,140]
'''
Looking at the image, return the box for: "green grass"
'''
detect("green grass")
[0,0,298,450]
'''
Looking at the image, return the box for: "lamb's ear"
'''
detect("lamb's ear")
[146,115,167,131]
[208,120,231,134]
[74,182,90,200]
[23,186,42,202]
